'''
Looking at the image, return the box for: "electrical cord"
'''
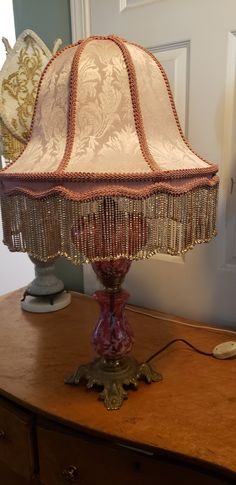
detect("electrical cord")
[126,306,236,361]
[145,338,214,364]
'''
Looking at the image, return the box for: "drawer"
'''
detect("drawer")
[0,459,42,485]
[0,396,37,480]
[37,421,232,485]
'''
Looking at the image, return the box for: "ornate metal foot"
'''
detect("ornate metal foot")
[65,357,162,410]
[137,362,162,383]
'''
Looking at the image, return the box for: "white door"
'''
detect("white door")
[71,0,236,327]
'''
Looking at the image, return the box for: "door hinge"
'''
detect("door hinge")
[230,177,235,194]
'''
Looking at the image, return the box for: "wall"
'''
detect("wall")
[13,0,72,48]
[11,0,83,292]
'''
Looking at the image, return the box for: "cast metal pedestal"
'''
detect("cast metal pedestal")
[66,356,162,410]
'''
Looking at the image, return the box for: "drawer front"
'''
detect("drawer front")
[0,397,36,480]
[0,460,42,485]
[37,423,231,485]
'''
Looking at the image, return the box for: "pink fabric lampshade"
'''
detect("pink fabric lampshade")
[0,35,219,263]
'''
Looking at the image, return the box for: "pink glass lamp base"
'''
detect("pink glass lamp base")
[66,259,162,410]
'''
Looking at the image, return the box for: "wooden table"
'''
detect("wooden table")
[0,289,235,484]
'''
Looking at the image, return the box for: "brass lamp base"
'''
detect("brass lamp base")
[66,356,162,410]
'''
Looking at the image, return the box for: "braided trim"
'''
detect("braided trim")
[57,37,95,172]
[130,41,214,171]
[0,163,218,182]
[108,36,159,172]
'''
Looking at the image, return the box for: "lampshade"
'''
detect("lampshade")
[0,30,62,162]
[0,35,218,265]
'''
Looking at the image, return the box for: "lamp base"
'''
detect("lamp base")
[66,356,162,410]
[21,291,71,313]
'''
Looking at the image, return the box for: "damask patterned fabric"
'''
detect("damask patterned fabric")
[0,30,53,143]
[0,30,62,162]
[69,40,147,173]
[126,44,206,170]
[12,46,77,173]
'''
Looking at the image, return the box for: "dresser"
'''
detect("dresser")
[0,290,235,484]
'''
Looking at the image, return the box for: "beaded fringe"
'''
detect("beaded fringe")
[0,119,25,164]
[0,185,218,264]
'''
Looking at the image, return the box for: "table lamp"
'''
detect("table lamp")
[0,35,219,409]
[0,30,71,313]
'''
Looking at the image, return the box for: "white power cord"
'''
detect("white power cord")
[126,306,236,361]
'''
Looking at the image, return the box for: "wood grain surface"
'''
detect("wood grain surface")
[0,289,235,479]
